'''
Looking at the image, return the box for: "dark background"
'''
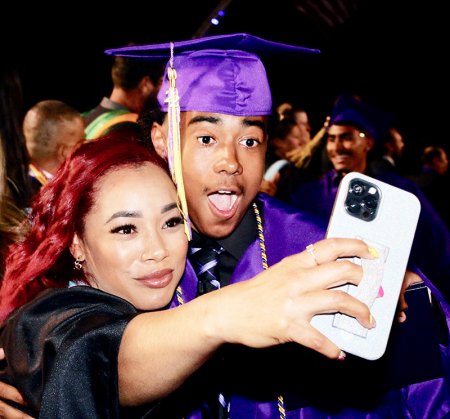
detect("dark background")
[3,0,447,171]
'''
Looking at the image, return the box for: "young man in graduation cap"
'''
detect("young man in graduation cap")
[1,34,449,418]
[289,93,450,303]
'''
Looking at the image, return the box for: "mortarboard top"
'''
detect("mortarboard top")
[104,33,319,60]
[328,94,393,143]
[105,33,320,116]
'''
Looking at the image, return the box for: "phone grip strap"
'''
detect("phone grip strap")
[333,241,388,337]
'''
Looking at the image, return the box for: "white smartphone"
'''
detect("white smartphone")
[310,172,421,360]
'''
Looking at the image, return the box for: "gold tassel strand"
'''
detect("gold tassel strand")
[165,43,192,240]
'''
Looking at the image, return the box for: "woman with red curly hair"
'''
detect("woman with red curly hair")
[0,133,192,417]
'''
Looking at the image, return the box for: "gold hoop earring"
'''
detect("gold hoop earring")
[74,257,84,270]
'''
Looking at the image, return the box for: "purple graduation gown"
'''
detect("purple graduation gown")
[172,194,450,418]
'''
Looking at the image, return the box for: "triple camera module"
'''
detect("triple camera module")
[345,178,381,221]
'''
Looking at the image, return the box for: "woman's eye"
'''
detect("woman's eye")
[240,138,259,148]
[197,136,215,145]
[164,216,184,229]
[110,224,136,235]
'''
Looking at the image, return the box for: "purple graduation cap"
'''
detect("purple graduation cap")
[105,33,320,117]
[328,94,393,142]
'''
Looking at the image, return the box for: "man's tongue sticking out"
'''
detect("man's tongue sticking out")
[208,191,237,213]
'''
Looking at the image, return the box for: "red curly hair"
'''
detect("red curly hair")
[0,133,168,322]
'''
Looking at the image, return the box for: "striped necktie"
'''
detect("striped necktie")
[190,243,224,295]
[189,242,230,418]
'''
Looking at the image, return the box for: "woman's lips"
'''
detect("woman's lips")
[136,269,173,288]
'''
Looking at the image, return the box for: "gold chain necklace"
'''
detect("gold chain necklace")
[175,201,286,419]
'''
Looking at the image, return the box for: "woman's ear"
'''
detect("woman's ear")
[70,233,85,261]
[151,122,168,160]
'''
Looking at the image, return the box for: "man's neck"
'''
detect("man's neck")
[191,203,258,260]
[383,155,396,166]
[337,163,368,177]
[30,159,58,177]
[109,87,141,114]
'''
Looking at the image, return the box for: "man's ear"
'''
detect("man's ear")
[140,75,155,96]
[366,137,375,152]
[272,137,281,146]
[151,122,168,160]
[70,233,85,261]
[272,137,283,150]
[57,143,73,163]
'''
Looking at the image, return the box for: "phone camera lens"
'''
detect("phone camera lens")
[352,183,364,196]
[364,196,377,209]
[346,198,361,213]
[362,210,372,219]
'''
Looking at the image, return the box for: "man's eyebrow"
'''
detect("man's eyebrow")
[242,118,266,132]
[188,115,221,126]
[327,131,353,138]
[187,116,266,132]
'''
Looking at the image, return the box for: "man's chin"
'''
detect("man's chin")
[203,220,239,239]
[333,163,350,173]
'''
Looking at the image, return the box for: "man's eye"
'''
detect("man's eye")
[240,138,259,148]
[197,136,215,145]
[110,224,136,234]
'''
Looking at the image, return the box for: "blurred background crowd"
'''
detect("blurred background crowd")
[1,0,448,278]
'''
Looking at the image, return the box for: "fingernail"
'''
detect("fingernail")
[368,246,379,258]
[337,351,346,361]
[369,313,376,328]
[397,312,407,323]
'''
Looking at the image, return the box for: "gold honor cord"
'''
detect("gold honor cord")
[29,164,49,186]
[252,202,286,419]
[165,49,192,241]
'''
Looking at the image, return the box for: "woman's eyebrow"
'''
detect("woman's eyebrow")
[161,202,178,214]
[105,210,142,224]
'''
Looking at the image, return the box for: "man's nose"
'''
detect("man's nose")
[213,145,242,175]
